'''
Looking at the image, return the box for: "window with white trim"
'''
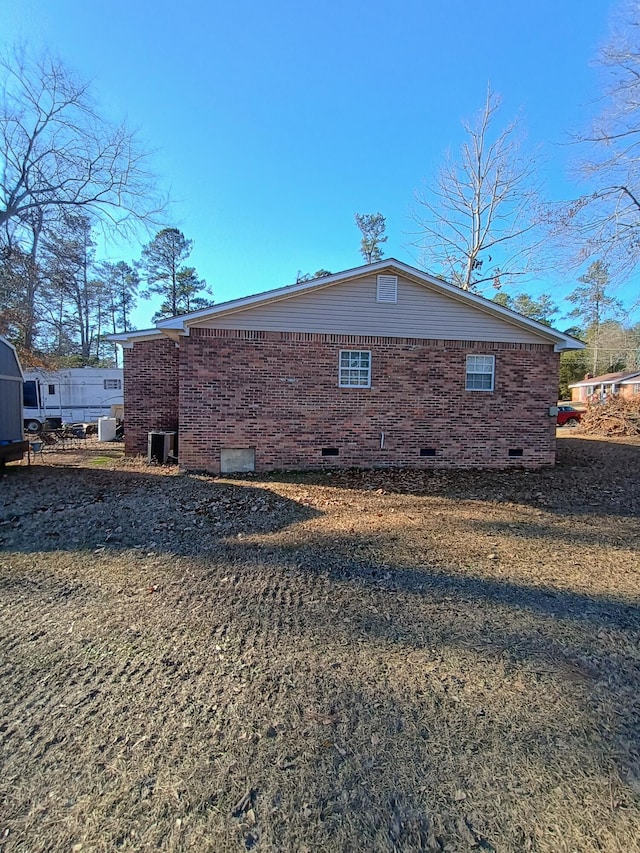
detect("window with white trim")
[465,354,495,391]
[339,350,371,388]
[104,378,122,390]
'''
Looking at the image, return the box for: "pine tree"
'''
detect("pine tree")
[567,261,623,374]
[355,213,388,264]
[139,228,212,321]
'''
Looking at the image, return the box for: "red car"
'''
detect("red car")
[557,405,583,427]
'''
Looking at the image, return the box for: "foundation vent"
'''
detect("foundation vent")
[220,448,256,473]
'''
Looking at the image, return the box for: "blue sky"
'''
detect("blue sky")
[1,0,625,329]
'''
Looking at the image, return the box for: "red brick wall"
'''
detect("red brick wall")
[123,338,180,456]
[173,329,559,471]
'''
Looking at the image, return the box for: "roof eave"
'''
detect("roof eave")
[554,339,585,353]
[112,260,584,350]
[0,335,24,380]
[154,259,581,349]
[106,329,165,349]
[569,370,640,387]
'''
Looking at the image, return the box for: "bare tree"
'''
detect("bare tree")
[560,4,640,278]
[0,48,163,256]
[412,87,544,291]
[355,213,388,263]
[0,210,44,350]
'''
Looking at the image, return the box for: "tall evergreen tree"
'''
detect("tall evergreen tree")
[42,214,99,359]
[355,213,388,264]
[492,291,558,326]
[139,227,211,321]
[98,260,138,366]
[98,261,139,332]
[567,260,624,374]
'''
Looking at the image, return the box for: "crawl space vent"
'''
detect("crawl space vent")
[420,448,436,457]
[508,448,524,458]
[220,448,256,473]
[321,447,339,457]
[376,275,398,303]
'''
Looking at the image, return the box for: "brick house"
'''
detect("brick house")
[569,370,640,403]
[110,260,582,472]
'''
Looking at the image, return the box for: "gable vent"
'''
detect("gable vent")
[376,275,398,303]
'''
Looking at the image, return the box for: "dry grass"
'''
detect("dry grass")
[0,434,639,852]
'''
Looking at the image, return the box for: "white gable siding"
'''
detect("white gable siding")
[192,274,550,344]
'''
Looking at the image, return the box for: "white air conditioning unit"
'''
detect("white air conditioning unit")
[147,431,176,464]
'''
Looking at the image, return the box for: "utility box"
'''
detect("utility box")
[98,417,117,441]
[148,431,176,464]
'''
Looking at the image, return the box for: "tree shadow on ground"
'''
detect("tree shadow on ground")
[2,460,637,636]
[242,437,640,519]
[0,464,320,556]
[215,532,640,847]
[1,457,639,851]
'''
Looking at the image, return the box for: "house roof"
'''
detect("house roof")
[108,259,584,352]
[0,335,24,380]
[569,369,640,388]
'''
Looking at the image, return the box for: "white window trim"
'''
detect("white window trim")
[338,350,372,388]
[465,354,495,392]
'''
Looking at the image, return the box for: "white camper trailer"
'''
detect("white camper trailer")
[23,367,124,432]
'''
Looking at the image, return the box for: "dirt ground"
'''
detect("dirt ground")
[0,434,639,853]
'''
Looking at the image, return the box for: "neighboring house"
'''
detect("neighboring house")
[621,374,640,398]
[569,370,640,403]
[109,259,583,472]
